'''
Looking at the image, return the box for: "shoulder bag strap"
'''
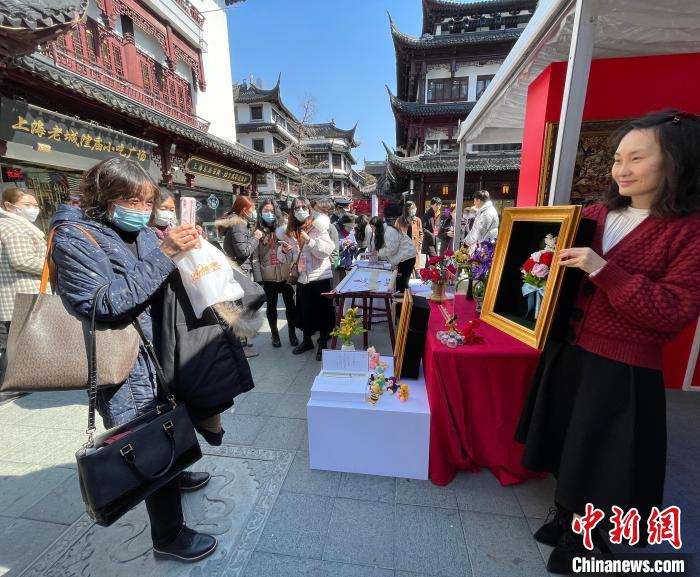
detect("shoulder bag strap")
[292,240,306,267]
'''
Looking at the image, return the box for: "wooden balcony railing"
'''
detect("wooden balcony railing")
[42,24,210,132]
[173,0,205,28]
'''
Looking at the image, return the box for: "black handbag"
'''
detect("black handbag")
[75,302,202,527]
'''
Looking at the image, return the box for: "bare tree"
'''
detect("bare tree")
[290,97,332,198]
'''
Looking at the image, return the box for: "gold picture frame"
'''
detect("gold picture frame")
[537,119,627,206]
[393,289,413,380]
[480,206,582,350]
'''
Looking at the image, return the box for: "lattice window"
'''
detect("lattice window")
[100,38,113,72]
[141,61,151,93]
[112,45,124,77]
[84,20,99,63]
[71,29,85,58]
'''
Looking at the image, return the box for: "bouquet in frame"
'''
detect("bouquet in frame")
[521,234,557,319]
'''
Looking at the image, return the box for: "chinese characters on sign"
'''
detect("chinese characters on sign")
[1,97,153,167]
[184,156,252,186]
[572,503,682,550]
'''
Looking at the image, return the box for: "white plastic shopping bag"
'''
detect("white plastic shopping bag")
[173,239,245,318]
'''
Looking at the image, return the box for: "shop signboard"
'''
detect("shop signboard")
[184,156,252,186]
[0,97,154,168]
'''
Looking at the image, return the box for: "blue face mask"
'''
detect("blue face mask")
[261,213,275,224]
[110,205,151,232]
[249,210,258,221]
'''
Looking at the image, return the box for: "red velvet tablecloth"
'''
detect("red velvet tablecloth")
[423,298,544,486]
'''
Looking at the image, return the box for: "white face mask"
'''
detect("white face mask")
[294,209,309,222]
[15,205,40,223]
[154,209,175,227]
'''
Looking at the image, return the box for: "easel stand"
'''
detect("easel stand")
[324,290,396,350]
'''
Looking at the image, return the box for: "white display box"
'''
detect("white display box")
[307,356,430,480]
[311,371,370,404]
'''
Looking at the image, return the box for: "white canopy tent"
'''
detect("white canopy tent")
[454,0,700,390]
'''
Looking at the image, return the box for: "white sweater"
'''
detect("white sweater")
[376,224,417,267]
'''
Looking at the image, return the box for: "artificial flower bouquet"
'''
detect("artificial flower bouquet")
[520,234,557,319]
[330,306,366,348]
[419,252,457,285]
[467,239,496,298]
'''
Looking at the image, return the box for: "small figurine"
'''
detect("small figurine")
[367,346,381,370]
[462,319,485,345]
[385,376,398,395]
[397,383,410,402]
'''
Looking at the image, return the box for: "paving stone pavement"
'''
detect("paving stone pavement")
[1,307,695,577]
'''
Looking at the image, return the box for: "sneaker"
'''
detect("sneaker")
[153,526,218,562]
[534,506,569,547]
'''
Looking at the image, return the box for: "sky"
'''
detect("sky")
[227,0,424,169]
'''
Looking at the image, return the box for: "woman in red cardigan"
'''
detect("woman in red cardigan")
[516,110,700,574]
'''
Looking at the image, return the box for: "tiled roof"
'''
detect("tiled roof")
[233,75,299,124]
[0,0,87,29]
[390,15,523,50]
[383,142,520,174]
[386,86,474,118]
[14,54,290,171]
[421,0,537,35]
[304,122,359,147]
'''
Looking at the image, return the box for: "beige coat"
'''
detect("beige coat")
[0,210,46,321]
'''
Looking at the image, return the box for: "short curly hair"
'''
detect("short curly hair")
[80,157,160,220]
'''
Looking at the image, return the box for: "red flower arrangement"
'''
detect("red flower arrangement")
[420,253,457,285]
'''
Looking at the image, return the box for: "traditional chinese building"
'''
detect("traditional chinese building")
[234,75,363,203]
[0,0,288,235]
[234,76,301,203]
[386,0,536,213]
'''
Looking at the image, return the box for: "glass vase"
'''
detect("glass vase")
[341,341,355,351]
[431,282,447,303]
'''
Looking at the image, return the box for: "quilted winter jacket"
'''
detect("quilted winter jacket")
[278,214,334,284]
[376,224,417,267]
[217,214,258,276]
[50,204,176,428]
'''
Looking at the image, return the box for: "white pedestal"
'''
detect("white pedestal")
[307,358,430,480]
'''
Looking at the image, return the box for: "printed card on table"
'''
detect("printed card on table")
[322,350,369,373]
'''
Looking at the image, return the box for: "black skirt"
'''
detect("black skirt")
[295,278,335,335]
[516,342,666,522]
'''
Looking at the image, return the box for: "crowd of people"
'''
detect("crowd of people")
[0,110,698,572]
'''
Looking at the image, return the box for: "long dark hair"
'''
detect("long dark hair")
[80,157,160,220]
[286,196,312,235]
[355,214,370,243]
[604,109,700,217]
[369,216,386,251]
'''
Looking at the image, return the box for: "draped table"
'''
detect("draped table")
[423,297,545,486]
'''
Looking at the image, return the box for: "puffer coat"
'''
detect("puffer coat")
[51,204,176,428]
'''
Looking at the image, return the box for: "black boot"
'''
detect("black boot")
[288,325,299,347]
[316,341,326,362]
[534,504,570,547]
[546,524,588,575]
[271,329,281,348]
[293,340,314,354]
[178,471,211,492]
[153,526,218,562]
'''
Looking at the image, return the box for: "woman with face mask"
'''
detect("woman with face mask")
[150,189,177,240]
[0,188,45,388]
[405,201,423,276]
[252,200,298,348]
[216,195,263,359]
[278,196,335,361]
[50,157,219,562]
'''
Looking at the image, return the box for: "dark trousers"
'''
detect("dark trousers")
[0,320,10,384]
[146,477,184,547]
[396,258,416,293]
[262,281,296,333]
